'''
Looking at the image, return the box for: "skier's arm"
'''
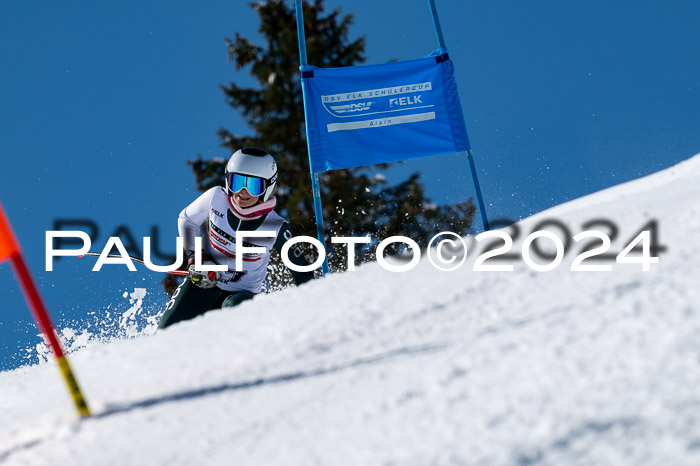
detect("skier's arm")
[273,222,315,286]
[178,187,218,253]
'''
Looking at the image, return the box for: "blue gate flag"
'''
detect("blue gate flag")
[301,49,471,173]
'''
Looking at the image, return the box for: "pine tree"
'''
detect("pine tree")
[173,0,475,293]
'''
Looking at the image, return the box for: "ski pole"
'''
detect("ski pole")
[77,252,189,276]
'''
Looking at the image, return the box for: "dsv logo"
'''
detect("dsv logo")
[330,102,372,113]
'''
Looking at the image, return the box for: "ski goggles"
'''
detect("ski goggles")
[228,173,267,197]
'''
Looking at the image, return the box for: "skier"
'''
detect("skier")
[158,147,315,329]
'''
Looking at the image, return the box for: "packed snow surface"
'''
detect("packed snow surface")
[1,154,700,465]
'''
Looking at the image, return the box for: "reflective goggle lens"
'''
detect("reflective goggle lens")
[229,173,266,197]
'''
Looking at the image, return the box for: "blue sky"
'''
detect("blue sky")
[1,0,699,369]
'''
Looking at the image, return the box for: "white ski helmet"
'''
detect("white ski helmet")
[225,147,278,202]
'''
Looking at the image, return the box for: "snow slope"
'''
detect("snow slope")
[1,154,699,465]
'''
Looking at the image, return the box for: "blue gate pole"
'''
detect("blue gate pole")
[295,0,330,275]
[427,0,447,49]
[428,0,490,231]
[463,150,490,231]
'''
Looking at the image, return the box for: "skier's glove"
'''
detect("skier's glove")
[187,253,220,289]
